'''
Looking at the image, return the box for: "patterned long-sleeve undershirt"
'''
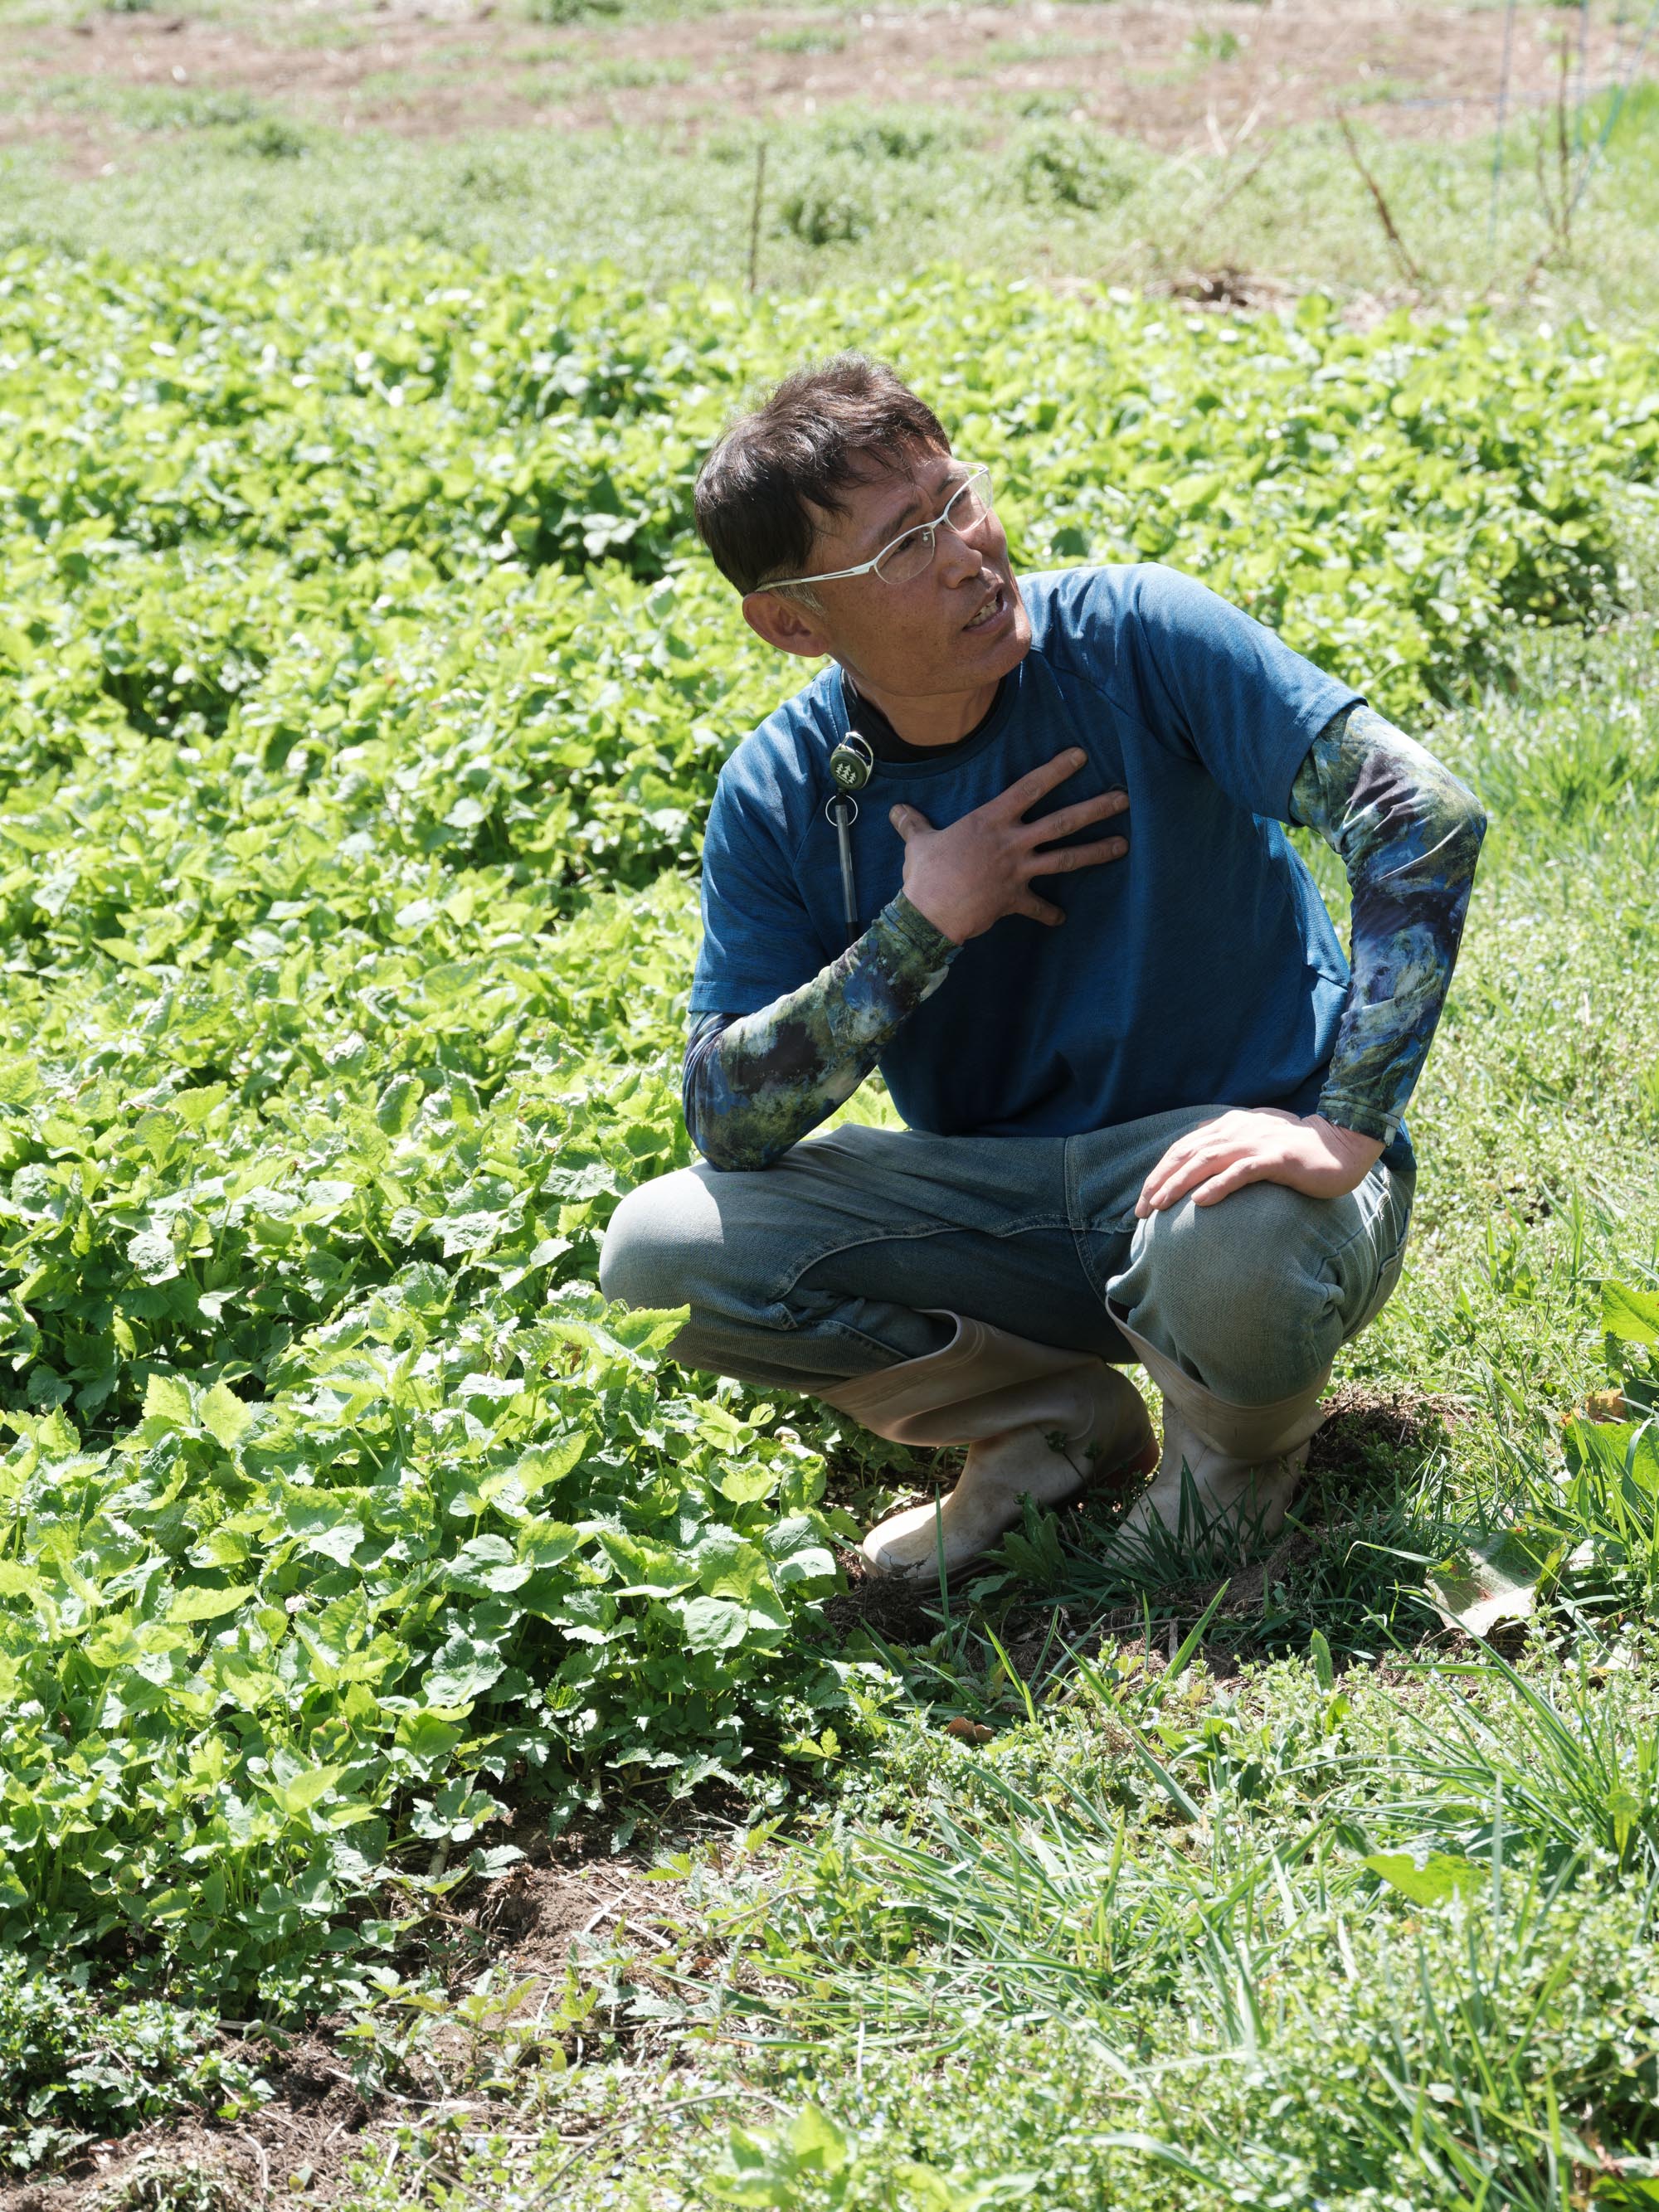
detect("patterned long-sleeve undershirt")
[684,701,1486,1171]
[1289,701,1486,1145]
[683,892,959,1171]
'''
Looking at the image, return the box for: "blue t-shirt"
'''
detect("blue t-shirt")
[692,564,1383,1155]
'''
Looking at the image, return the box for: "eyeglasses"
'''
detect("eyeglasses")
[763,464,995,591]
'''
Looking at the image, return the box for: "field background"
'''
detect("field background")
[1,0,1658,2208]
[3,0,1659,309]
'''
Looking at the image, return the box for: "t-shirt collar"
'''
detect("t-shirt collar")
[830,664,1015,775]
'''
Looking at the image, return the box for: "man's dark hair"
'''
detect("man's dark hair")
[693,353,949,596]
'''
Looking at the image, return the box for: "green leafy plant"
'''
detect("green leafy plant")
[0,1279,858,2004]
[0,1956,265,2171]
[1558,1280,1659,1600]
[778,168,880,246]
[1013,120,1137,210]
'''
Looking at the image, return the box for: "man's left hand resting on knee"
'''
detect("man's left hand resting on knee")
[601,354,1486,1578]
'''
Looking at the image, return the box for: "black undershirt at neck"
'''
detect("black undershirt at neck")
[843,674,1005,765]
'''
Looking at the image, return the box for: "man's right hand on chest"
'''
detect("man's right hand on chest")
[888,748,1131,945]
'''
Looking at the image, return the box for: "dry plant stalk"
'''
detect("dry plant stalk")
[1531,36,1579,259]
[747,141,767,294]
[1335,109,1423,289]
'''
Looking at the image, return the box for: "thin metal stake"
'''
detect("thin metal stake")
[1564,0,1659,225]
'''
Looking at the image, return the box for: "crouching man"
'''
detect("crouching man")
[600,354,1486,1580]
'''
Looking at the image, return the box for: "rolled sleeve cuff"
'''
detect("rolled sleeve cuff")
[1316,1091,1400,1145]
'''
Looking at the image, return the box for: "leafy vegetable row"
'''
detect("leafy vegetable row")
[4,251,1656,707]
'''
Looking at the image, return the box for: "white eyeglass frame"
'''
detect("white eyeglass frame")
[761,464,994,591]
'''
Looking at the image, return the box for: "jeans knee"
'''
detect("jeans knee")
[1115,1184,1336,1404]
[1163,1183,1326,1304]
[598,1171,715,1311]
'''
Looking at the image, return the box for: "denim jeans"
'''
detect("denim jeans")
[599,1105,1414,1408]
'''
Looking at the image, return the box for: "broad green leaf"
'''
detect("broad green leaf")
[425,1631,508,1705]
[602,1305,688,1354]
[1364,1852,1486,1906]
[788,2105,849,2175]
[285,1502,367,1568]
[134,1111,176,1167]
[128,1227,181,1285]
[263,1764,347,1815]
[510,1434,588,1499]
[446,1535,534,1595]
[1564,1413,1642,1489]
[212,1652,282,1711]
[376,1074,423,1135]
[1603,1281,1659,1348]
[199,1380,256,1451]
[1166,471,1223,512]
[143,1373,195,1431]
[34,1406,79,1457]
[772,1544,836,1590]
[166,1582,255,1626]
[694,1403,752,1446]
[497,1235,572,1291]
[678,1596,750,1654]
[1608,1787,1643,1854]
[597,1529,694,1597]
[394,1709,464,1775]
[719,1463,780,1505]
[518,1517,582,1570]
[898,2165,1042,2210]
[171,1082,229,1127]
[699,1542,775,1608]
[0,1058,40,1106]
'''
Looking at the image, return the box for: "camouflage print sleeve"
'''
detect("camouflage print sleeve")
[1290,701,1487,1145]
[683,893,959,1172]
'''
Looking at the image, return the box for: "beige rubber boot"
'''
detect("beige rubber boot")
[820,1314,1157,1580]
[1109,1306,1330,1554]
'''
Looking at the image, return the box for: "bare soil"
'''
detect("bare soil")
[0,1850,671,2211]
[0,0,1633,176]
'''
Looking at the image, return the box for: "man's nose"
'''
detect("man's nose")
[936,523,984,586]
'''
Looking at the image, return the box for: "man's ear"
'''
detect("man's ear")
[741,588,833,661]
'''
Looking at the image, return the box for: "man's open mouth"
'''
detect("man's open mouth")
[964,583,1007,633]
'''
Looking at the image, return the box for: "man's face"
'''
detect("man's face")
[746,444,1032,700]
